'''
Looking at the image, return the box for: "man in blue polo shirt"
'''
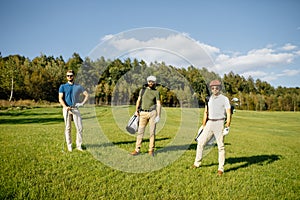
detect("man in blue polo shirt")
[59,70,89,152]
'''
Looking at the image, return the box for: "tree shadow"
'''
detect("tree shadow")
[224,154,281,172]
[0,110,94,125]
[0,117,63,124]
[0,109,63,124]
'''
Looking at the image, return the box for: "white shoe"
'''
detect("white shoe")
[77,147,83,151]
[67,144,72,152]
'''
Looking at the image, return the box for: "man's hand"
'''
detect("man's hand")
[223,127,230,136]
[154,116,160,123]
[65,106,71,111]
[75,103,84,108]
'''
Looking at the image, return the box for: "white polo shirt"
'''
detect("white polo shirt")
[208,94,231,120]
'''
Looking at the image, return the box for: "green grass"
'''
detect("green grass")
[0,107,299,199]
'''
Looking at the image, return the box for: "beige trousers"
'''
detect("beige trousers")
[63,108,83,149]
[194,120,225,172]
[135,110,157,152]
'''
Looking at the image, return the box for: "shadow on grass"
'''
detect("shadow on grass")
[0,110,94,125]
[225,154,281,172]
[86,137,171,148]
[0,109,62,124]
[0,117,63,124]
[113,137,171,145]
[188,142,231,150]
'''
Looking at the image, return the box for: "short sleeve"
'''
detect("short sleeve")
[224,97,231,110]
[59,85,64,93]
[138,89,143,97]
[156,91,160,101]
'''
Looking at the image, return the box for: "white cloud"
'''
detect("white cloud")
[282,43,297,51]
[91,29,300,86]
[295,50,300,56]
[240,69,300,85]
[101,33,219,67]
[279,69,300,76]
[261,74,278,82]
[241,70,268,78]
[101,34,114,42]
[213,47,296,75]
[97,33,298,75]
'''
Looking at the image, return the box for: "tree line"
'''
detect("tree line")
[0,53,299,111]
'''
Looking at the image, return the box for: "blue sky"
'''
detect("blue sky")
[1,0,300,87]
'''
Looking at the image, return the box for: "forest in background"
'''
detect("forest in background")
[0,53,299,111]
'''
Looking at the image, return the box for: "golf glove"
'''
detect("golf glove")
[154,116,160,123]
[223,127,230,136]
[75,103,84,108]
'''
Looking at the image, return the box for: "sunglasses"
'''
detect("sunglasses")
[211,86,219,90]
[67,75,74,77]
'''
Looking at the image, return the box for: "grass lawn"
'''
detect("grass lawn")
[0,106,299,199]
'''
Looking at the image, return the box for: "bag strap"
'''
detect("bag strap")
[205,96,210,119]
[138,88,146,111]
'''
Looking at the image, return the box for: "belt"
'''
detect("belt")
[209,118,224,121]
[69,106,78,109]
[140,109,155,112]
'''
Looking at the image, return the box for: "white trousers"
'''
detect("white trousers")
[194,120,225,172]
[63,108,83,149]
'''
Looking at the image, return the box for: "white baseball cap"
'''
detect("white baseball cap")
[147,75,156,82]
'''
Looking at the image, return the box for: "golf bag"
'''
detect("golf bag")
[126,114,139,134]
[194,95,210,142]
[194,125,204,142]
[195,125,215,145]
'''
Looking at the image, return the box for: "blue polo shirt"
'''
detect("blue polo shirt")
[59,83,85,106]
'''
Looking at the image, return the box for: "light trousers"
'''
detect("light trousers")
[63,108,83,149]
[135,110,157,152]
[194,120,225,172]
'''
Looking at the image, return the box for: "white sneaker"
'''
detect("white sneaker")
[67,144,72,152]
[77,147,83,151]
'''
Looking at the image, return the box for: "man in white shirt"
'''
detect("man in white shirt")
[192,80,231,176]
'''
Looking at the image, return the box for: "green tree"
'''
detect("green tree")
[256,79,274,95]
[66,53,83,73]
[0,56,30,100]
